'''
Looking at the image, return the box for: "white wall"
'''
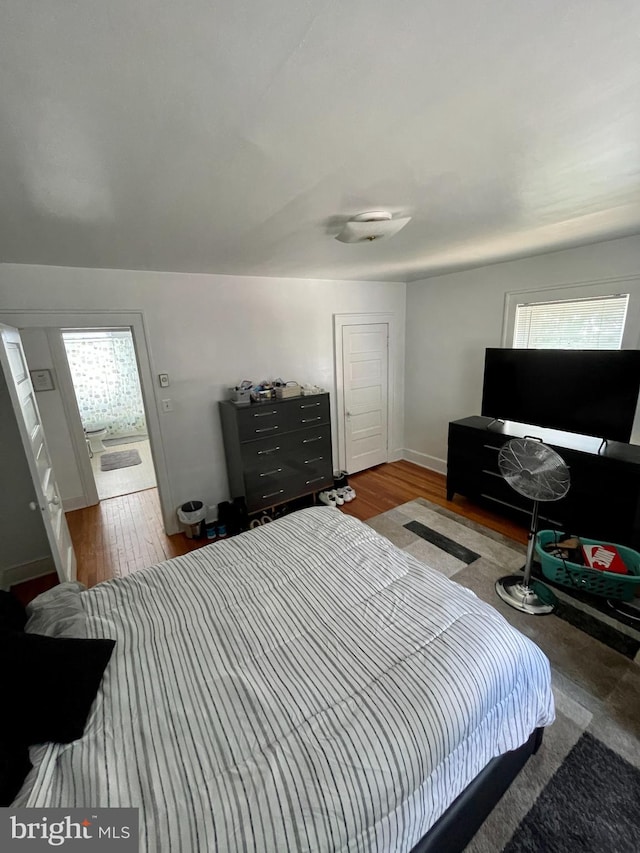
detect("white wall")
[0,368,52,586]
[0,265,405,528]
[404,235,640,471]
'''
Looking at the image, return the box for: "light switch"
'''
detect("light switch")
[159,373,170,388]
[161,399,173,412]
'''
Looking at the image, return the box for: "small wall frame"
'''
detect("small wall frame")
[30,368,55,391]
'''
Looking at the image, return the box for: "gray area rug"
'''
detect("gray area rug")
[364,499,640,852]
[100,449,142,471]
[504,732,640,853]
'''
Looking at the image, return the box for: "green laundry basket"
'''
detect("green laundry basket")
[535,530,640,601]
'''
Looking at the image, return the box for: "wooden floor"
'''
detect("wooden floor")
[341,460,528,546]
[66,487,205,587]
[15,461,528,598]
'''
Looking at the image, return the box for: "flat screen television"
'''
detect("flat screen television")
[481,348,640,443]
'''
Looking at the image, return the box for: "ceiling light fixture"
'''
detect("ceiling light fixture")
[335,210,411,243]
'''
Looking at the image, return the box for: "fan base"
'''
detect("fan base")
[495,576,556,615]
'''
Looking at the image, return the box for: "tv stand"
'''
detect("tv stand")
[485,417,505,430]
[447,416,640,548]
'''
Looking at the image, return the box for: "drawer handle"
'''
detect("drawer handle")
[301,416,321,423]
[482,444,502,451]
[482,469,502,479]
[262,489,284,499]
[300,402,320,409]
[257,446,280,455]
[259,468,283,477]
[302,435,323,444]
[253,410,278,418]
[255,426,279,433]
[305,476,325,485]
[304,456,324,464]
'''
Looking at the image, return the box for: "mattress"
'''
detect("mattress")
[16,507,554,852]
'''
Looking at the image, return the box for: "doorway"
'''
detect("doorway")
[0,309,175,537]
[61,328,157,500]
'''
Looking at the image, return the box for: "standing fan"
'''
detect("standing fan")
[496,438,570,615]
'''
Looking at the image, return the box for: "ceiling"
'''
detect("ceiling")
[1,0,639,282]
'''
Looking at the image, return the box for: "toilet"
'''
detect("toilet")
[84,425,108,456]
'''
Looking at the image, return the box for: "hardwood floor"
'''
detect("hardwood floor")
[66,487,205,587]
[341,460,528,545]
[14,461,528,599]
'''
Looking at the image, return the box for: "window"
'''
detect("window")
[513,294,629,349]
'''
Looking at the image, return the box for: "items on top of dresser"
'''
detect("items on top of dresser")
[227,378,325,404]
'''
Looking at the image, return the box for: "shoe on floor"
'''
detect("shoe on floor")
[343,485,356,501]
[337,487,352,503]
[318,490,337,507]
[332,488,344,506]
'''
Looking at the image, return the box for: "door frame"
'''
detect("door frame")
[333,312,400,474]
[46,327,99,508]
[0,310,175,535]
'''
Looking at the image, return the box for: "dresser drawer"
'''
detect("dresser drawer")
[245,468,332,513]
[235,404,284,442]
[288,449,333,485]
[279,395,330,432]
[286,426,332,464]
[244,450,332,494]
[235,395,330,442]
[478,440,506,474]
[240,425,331,474]
[240,435,288,473]
[245,475,300,513]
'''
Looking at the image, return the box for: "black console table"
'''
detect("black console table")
[447,416,640,548]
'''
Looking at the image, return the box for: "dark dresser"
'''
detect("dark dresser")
[447,416,640,548]
[219,393,334,513]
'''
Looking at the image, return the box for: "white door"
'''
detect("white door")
[342,323,389,473]
[0,324,76,582]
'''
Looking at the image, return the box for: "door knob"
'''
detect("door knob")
[29,501,38,511]
[346,410,352,418]
[49,495,60,506]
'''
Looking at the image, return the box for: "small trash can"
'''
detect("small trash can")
[177,500,206,539]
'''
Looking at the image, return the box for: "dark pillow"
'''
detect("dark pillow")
[0,631,115,745]
[0,591,27,631]
[0,740,31,806]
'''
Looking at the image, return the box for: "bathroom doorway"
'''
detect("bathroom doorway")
[62,329,157,500]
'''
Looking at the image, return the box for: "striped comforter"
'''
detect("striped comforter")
[18,507,554,852]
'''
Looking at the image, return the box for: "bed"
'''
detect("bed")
[15,507,554,851]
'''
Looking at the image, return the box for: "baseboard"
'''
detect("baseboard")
[389,448,405,463]
[402,448,447,475]
[63,495,90,512]
[1,556,56,592]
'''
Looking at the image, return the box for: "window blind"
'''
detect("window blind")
[513,294,628,349]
